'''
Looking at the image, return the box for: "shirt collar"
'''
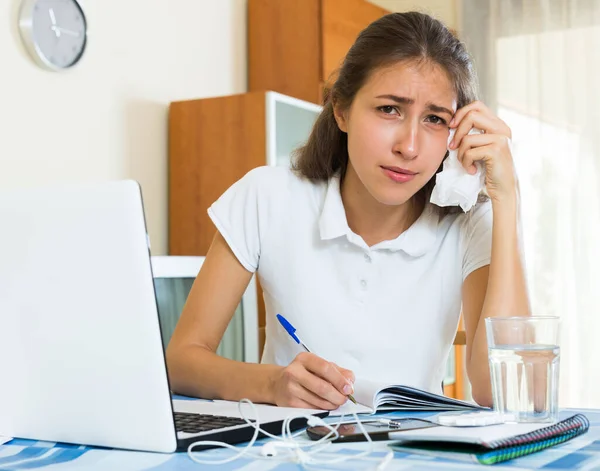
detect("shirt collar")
[318,173,350,241]
[318,173,439,257]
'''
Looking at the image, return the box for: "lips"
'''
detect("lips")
[381,166,417,175]
[381,165,417,183]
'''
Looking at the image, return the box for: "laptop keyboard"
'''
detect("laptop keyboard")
[174,412,254,434]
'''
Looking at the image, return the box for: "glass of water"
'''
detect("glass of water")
[485,316,560,423]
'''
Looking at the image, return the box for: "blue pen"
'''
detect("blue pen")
[276,313,357,405]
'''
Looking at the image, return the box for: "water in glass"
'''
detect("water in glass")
[489,343,560,423]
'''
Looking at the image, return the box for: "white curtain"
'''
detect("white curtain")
[461,0,600,409]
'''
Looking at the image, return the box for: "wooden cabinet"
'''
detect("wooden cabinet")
[248,0,389,104]
[169,92,265,256]
[168,91,321,326]
[169,91,320,256]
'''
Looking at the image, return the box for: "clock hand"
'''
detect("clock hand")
[49,8,61,38]
[51,26,80,37]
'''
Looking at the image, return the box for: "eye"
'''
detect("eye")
[426,115,448,126]
[377,105,399,115]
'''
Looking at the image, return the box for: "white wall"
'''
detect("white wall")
[369,0,459,31]
[1,0,247,255]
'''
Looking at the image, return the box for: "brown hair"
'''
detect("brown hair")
[292,12,480,213]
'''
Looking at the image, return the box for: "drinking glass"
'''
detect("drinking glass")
[485,316,560,423]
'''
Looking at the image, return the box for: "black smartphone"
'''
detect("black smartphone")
[306,418,438,442]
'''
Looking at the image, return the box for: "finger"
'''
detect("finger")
[449,100,487,128]
[294,384,341,410]
[298,367,349,406]
[333,363,355,385]
[302,354,354,397]
[298,359,350,406]
[286,394,334,410]
[282,359,344,408]
[462,144,496,174]
[450,110,496,150]
[457,133,495,170]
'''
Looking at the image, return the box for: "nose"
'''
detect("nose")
[393,120,419,160]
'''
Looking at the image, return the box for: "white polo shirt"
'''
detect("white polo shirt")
[208,166,492,393]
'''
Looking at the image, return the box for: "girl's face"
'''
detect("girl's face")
[335,60,457,207]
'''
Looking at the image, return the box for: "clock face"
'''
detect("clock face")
[23,0,87,70]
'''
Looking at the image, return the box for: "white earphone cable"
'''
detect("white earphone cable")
[186,398,394,469]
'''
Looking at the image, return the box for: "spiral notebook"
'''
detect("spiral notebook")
[389,414,590,465]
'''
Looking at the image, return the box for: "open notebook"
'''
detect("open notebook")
[330,378,483,416]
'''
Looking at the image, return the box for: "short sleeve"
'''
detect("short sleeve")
[461,200,493,281]
[208,166,283,273]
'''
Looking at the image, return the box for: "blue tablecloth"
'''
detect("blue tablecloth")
[1,408,599,470]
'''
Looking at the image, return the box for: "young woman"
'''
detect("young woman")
[166,12,530,410]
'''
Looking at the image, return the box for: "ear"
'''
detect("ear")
[333,102,348,133]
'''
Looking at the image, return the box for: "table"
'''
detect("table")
[0,408,599,470]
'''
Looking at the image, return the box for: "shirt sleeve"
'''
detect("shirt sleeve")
[461,200,493,281]
[207,166,280,273]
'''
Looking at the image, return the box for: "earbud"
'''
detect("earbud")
[260,442,278,457]
[259,441,298,457]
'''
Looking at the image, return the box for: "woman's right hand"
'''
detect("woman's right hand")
[270,352,355,410]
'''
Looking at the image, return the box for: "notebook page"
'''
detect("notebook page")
[389,421,551,446]
[376,385,482,410]
[328,378,387,416]
[328,401,373,417]
[356,378,388,406]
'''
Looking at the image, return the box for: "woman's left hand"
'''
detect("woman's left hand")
[449,101,517,203]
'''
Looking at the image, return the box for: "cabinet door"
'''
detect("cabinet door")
[248,0,322,104]
[169,92,267,256]
[321,0,389,87]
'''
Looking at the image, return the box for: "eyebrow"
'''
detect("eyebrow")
[375,94,454,117]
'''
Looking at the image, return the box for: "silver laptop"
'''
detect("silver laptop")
[0,180,326,452]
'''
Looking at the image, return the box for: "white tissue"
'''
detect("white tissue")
[430,128,485,212]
